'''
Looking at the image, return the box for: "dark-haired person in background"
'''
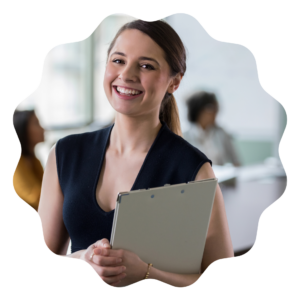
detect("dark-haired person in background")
[184,91,240,166]
[13,110,45,210]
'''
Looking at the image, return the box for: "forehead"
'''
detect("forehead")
[110,29,166,61]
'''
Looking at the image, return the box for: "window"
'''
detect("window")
[18,37,93,129]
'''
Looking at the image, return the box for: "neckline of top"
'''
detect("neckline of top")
[93,121,167,216]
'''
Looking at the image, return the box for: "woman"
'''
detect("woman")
[39,20,233,287]
[13,110,45,210]
[184,91,240,166]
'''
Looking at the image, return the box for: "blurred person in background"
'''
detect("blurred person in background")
[13,110,45,211]
[184,91,240,166]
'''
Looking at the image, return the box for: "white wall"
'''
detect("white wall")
[166,14,282,141]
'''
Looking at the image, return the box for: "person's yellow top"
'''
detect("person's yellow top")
[13,155,44,211]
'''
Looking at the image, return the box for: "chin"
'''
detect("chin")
[109,98,141,116]
[110,106,132,117]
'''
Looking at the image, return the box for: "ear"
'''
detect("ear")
[167,73,183,94]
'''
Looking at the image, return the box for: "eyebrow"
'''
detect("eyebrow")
[110,52,160,66]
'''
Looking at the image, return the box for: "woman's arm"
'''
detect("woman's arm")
[38,146,70,255]
[38,147,126,285]
[197,162,234,272]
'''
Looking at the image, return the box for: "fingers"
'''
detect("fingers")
[91,254,123,266]
[90,243,124,266]
[93,238,111,249]
[93,247,124,258]
[93,264,127,285]
[101,272,127,285]
[94,265,126,277]
[83,242,128,286]
[88,249,126,285]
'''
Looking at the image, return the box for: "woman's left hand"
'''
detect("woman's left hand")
[93,239,148,286]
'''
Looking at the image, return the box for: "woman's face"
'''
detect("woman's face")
[104,29,180,118]
[27,113,45,147]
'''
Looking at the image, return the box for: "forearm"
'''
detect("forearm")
[148,266,201,287]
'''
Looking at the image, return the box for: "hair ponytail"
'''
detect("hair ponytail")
[159,93,182,136]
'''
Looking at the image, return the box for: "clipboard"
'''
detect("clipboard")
[110,178,218,274]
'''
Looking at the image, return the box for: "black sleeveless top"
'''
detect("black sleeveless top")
[56,122,212,253]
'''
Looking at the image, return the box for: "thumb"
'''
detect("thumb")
[94,238,111,249]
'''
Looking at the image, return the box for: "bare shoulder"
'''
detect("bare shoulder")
[47,144,56,166]
[195,162,215,181]
[39,145,57,183]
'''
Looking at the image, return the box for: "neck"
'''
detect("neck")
[111,113,162,155]
[25,146,35,157]
[23,154,35,159]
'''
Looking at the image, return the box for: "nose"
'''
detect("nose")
[118,63,139,83]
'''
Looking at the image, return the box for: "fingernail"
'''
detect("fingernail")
[122,266,126,271]
[117,258,122,263]
[104,244,110,248]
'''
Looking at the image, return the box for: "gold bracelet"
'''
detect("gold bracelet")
[144,263,153,279]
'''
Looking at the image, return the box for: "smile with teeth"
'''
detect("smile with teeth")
[116,86,142,95]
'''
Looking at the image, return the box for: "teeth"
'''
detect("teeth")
[116,86,141,95]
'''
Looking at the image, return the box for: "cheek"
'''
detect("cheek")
[143,73,169,99]
[27,127,35,143]
[103,66,115,92]
[32,126,39,135]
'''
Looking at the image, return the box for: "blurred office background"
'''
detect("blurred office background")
[17,13,287,167]
[16,14,286,256]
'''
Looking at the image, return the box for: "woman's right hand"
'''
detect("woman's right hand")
[79,239,127,286]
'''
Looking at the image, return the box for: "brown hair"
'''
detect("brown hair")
[186,91,219,123]
[13,109,35,156]
[107,19,186,136]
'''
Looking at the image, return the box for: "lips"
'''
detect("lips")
[112,85,144,100]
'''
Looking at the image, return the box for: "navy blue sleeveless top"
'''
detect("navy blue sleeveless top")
[56,122,212,253]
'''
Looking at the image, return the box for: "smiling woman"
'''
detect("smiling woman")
[38,19,233,288]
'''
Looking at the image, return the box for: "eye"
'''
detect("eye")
[112,59,124,64]
[141,64,155,70]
